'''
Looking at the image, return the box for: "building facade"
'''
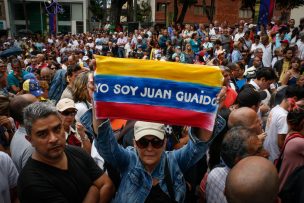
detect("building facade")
[154,0,287,26]
[8,0,89,35]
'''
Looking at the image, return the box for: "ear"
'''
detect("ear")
[133,139,137,148]
[25,135,32,143]
[163,138,167,149]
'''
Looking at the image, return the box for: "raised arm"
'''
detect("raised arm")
[88,71,131,171]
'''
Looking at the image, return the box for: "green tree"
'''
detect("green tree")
[110,0,128,25]
[89,0,104,21]
[136,1,152,22]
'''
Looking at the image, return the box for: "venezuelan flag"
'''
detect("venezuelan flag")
[94,56,223,130]
[255,0,275,27]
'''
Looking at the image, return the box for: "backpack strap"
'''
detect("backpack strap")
[276,132,304,171]
[164,157,177,203]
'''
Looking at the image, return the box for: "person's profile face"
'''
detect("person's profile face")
[12,63,21,73]
[247,136,269,159]
[297,76,304,87]
[260,79,273,90]
[222,70,231,86]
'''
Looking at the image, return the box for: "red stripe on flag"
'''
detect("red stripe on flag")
[95,101,215,131]
[269,0,275,21]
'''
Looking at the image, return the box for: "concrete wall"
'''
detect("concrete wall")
[290,6,304,26]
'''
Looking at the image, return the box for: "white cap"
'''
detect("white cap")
[134,121,165,141]
[56,98,76,112]
[82,56,89,61]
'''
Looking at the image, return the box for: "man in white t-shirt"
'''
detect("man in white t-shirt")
[264,86,303,162]
[234,26,245,42]
[296,32,304,60]
[261,35,273,68]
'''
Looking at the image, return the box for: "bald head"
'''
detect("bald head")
[36,54,45,63]
[228,107,262,134]
[225,156,279,203]
[9,94,38,125]
[40,67,52,84]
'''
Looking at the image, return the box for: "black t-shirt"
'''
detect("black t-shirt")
[18,145,103,203]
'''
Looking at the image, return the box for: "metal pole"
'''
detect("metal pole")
[23,0,29,30]
[40,2,43,34]
[133,0,137,22]
[165,4,167,27]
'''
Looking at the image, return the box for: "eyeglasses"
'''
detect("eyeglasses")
[61,110,77,116]
[135,137,164,149]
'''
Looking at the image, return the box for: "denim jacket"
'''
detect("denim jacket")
[79,108,95,140]
[48,69,67,104]
[95,120,214,203]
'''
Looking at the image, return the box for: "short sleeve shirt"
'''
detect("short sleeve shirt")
[18,146,104,203]
[0,152,19,203]
[7,70,29,93]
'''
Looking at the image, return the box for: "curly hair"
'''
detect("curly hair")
[287,107,304,132]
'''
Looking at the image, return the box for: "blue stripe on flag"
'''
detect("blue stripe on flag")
[94,75,220,113]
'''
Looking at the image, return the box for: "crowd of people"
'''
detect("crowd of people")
[0,16,304,203]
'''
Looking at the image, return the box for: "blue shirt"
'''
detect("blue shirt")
[231,50,243,63]
[189,39,200,54]
[7,70,29,93]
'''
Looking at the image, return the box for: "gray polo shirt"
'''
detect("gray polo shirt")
[10,127,34,172]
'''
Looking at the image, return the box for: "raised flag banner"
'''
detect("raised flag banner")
[94,56,223,130]
[257,0,272,27]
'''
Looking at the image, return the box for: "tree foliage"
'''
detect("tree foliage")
[136,1,152,22]
[89,0,104,21]
[110,0,128,25]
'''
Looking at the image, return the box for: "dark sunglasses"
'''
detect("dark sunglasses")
[136,137,164,149]
[61,110,77,116]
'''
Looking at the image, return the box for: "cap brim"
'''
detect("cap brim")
[135,129,165,141]
[58,106,77,112]
[31,89,44,97]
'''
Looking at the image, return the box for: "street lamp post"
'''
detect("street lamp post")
[163,1,170,27]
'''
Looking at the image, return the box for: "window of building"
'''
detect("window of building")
[16,25,26,31]
[239,8,252,18]
[194,5,212,16]
[76,21,83,33]
[14,3,25,20]
[0,3,3,18]
[58,25,71,33]
[194,6,203,16]
[58,4,71,21]
[156,3,166,12]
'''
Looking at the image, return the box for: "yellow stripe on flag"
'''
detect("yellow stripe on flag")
[95,55,223,87]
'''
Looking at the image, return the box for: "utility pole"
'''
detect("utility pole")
[22,0,29,30]
[133,0,137,22]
